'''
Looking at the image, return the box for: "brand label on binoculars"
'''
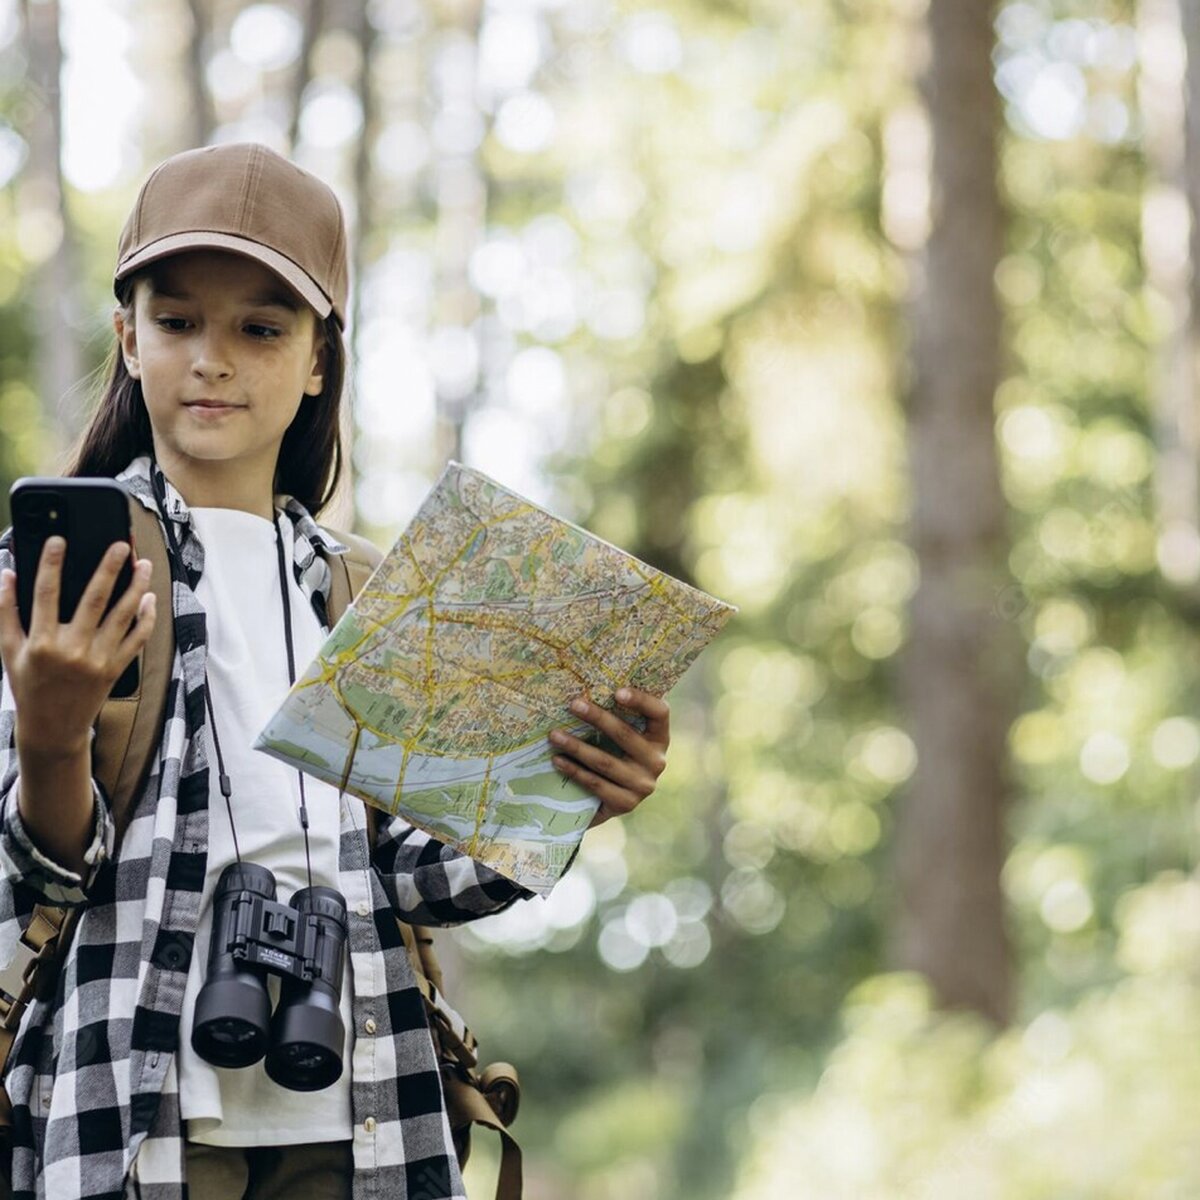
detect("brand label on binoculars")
[255,945,291,972]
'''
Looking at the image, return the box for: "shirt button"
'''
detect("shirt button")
[364,1117,377,1134]
[356,900,370,918]
[364,1018,377,1035]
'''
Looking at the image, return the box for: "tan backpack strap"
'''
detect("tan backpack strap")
[0,901,71,1115]
[442,1069,524,1200]
[321,525,382,628]
[92,498,175,842]
[411,926,446,998]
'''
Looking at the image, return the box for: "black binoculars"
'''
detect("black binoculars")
[192,862,349,1092]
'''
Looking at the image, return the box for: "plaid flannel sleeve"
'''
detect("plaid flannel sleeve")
[0,543,114,909]
[371,814,536,926]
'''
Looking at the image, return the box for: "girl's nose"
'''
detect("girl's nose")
[191,332,235,380]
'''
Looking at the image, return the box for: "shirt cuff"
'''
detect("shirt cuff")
[1,778,114,905]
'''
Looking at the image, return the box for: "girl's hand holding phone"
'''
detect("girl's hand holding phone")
[0,535,156,758]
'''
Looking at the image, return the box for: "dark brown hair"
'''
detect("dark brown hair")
[65,269,346,516]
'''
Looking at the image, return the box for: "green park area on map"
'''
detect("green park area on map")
[255,462,736,895]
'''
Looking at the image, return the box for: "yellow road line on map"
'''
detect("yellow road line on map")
[339,720,362,796]
[402,535,430,586]
[625,618,690,678]
[432,610,625,691]
[393,741,412,812]
[433,612,594,689]
[466,756,494,858]
[521,530,555,612]
[424,600,436,691]
[624,562,696,624]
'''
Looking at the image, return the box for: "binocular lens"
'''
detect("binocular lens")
[192,1010,269,1068]
[207,1019,260,1049]
[266,1041,341,1092]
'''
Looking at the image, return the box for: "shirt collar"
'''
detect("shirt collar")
[116,455,348,556]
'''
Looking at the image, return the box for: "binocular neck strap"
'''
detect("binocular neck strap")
[148,464,315,892]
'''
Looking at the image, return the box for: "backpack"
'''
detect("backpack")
[0,497,522,1200]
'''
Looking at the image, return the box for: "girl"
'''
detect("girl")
[0,142,671,1200]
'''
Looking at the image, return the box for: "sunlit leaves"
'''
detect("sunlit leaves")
[733,966,1200,1198]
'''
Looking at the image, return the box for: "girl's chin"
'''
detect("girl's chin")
[162,437,252,464]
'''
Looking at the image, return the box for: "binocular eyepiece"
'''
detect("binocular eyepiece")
[192,862,349,1092]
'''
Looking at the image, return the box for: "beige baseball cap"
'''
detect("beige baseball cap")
[113,142,349,327]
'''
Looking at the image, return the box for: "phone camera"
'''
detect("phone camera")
[22,494,61,528]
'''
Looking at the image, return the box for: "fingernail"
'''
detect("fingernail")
[110,541,130,560]
[616,688,631,703]
[47,537,64,556]
[570,698,588,716]
[137,559,152,578]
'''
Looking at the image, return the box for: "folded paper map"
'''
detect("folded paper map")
[254,462,737,895]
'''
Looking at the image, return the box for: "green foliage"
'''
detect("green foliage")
[736,878,1200,1197]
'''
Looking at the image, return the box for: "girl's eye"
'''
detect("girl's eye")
[154,317,280,340]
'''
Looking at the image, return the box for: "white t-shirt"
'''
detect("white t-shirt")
[177,505,354,1146]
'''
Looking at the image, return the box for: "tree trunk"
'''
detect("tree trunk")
[350,0,378,364]
[340,0,379,531]
[893,0,1017,1026]
[183,0,216,148]
[1144,0,1200,597]
[1180,0,1200,582]
[17,0,86,454]
[429,0,486,466]
[287,0,325,154]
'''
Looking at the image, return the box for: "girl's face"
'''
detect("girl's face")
[113,249,326,495]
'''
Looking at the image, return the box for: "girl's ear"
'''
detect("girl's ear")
[112,306,141,379]
[304,332,327,397]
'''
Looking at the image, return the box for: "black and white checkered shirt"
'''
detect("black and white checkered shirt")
[0,456,531,1200]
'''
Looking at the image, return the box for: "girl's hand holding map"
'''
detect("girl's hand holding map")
[547,686,672,828]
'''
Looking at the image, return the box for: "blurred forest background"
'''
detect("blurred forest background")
[0,0,1196,1196]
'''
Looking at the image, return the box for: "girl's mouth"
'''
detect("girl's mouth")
[184,401,245,417]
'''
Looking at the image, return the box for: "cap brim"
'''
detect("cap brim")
[114,232,333,319]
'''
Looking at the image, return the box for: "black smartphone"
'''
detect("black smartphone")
[10,477,139,698]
